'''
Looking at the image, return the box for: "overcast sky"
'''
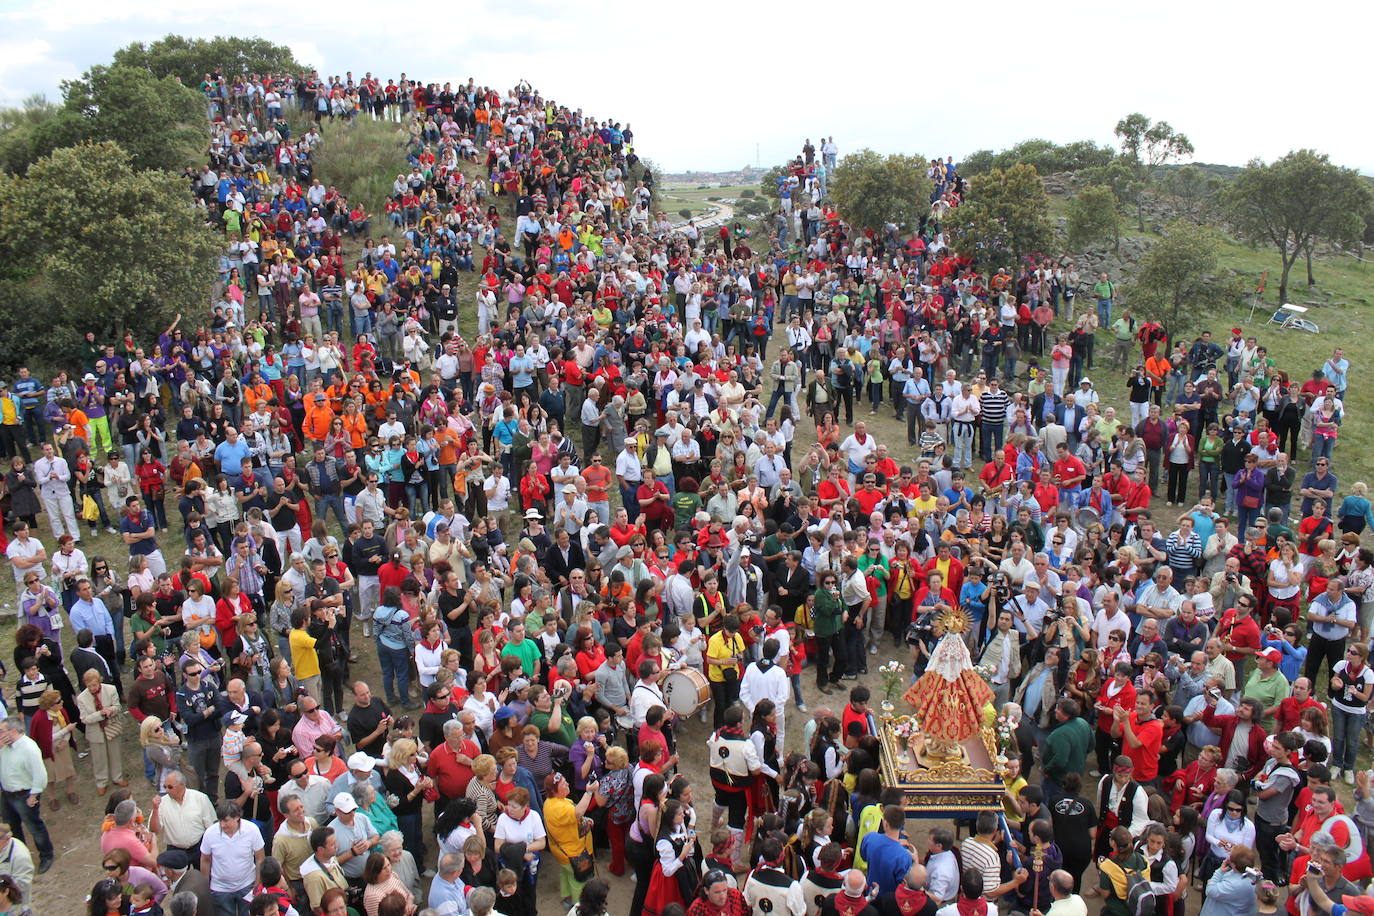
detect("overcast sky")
[3,0,1370,176]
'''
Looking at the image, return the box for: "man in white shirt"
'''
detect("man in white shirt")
[948,384,980,470]
[150,771,217,857]
[1044,868,1088,916]
[483,466,512,534]
[925,828,959,906]
[739,637,791,745]
[33,442,80,542]
[837,422,878,481]
[199,801,265,910]
[1093,591,1133,650]
[997,542,1036,587]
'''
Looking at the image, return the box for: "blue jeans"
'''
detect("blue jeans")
[213,885,254,916]
[1097,298,1113,326]
[1,791,53,861]
[316,493,347,534]
[1333,706,1367,771]
[377,642,411,704]
[1311,435,1335,467]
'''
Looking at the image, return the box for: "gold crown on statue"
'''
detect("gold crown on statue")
[936,606,972,635]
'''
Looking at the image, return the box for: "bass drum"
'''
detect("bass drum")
[662,668,711,715]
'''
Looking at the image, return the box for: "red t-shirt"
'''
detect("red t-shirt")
[1122,713,1164,781]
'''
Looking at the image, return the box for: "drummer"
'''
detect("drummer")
[630,657,674,759]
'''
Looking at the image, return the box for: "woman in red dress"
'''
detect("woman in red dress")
[642,799,699,916]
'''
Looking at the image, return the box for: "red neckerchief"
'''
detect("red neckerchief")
[956,897,988,916]
[831,891,874,916]
[894,884,930,916]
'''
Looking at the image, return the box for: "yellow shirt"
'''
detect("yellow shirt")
[543,797,589,863]
[706,631,744,683]
[289,628,320,679]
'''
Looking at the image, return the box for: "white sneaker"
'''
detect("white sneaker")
[1347,769,1357,785]
[869,645,879,655]
[1333,768,1343,781]
[798,702,809,713]
[362,621,372,637]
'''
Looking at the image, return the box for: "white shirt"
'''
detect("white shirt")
[950,395,980,422]
[5,537,44,587]
[926,849,959,903]
[156,788,218,848]
[33,455,71,497]
[838,434,877,469]
[739,662,790,733]
[200,819,265,892]
[483,475,511,510]
[494,810,546,847]
[614,449,642,484]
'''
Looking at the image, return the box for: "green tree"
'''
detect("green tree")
[1158,164,1224,222]
[1126,220,1222,340]
[960,138,1115,177]
[61,65,208,172]
[944,162,1051,268]
[1114,113,1194,230]
[0,141,219,372]
[829,149,932,234]
[0,95,70,174]
[112,35,306,86]
[1067,184,1122,254]
[1224,149,1373,306]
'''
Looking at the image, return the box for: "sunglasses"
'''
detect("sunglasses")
[1226,806,1244,813]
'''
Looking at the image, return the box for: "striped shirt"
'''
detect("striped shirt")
[979,390,1010,426]
[1165,532,1202,572]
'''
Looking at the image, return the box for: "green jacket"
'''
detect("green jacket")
[1041,715,1092,783]
[812,586,843,638]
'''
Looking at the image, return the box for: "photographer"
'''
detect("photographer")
[1199,844,1262,916]
[1293,843,1359,916]
[908,571,956,675]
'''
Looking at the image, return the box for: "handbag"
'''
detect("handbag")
[553,830,596,882]
[1241,494,1261,509]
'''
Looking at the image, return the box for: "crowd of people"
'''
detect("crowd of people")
[0,63,1371,916]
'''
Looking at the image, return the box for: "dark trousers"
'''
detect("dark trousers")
[581,423,601,460]
[814,633,839,687]
[187,740,221,804]
[840,613,864,676]
[1,790,52,860]
[834,388,853,424]
[711,676,739,729]
[1257,818,1287,881]
[1304,632,1346,685]
[980,421,1004,461]
[1094,727,1119,775]
[1167,462,1191,504]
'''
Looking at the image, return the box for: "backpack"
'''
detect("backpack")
[1100,858,1156,916]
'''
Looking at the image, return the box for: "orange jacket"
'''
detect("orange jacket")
[302,404,335,442]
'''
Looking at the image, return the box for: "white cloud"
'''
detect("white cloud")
[0,0,1371,174]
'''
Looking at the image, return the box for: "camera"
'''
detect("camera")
[1307,861,1323,877]
[906,611,935,647]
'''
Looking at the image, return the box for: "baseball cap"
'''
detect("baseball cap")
[222,710,248,727]
[332,792,358,813]
[347,752,376,773]
[509,677,531,693]
[1258,647,1282,665]
[493,705,517,723]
